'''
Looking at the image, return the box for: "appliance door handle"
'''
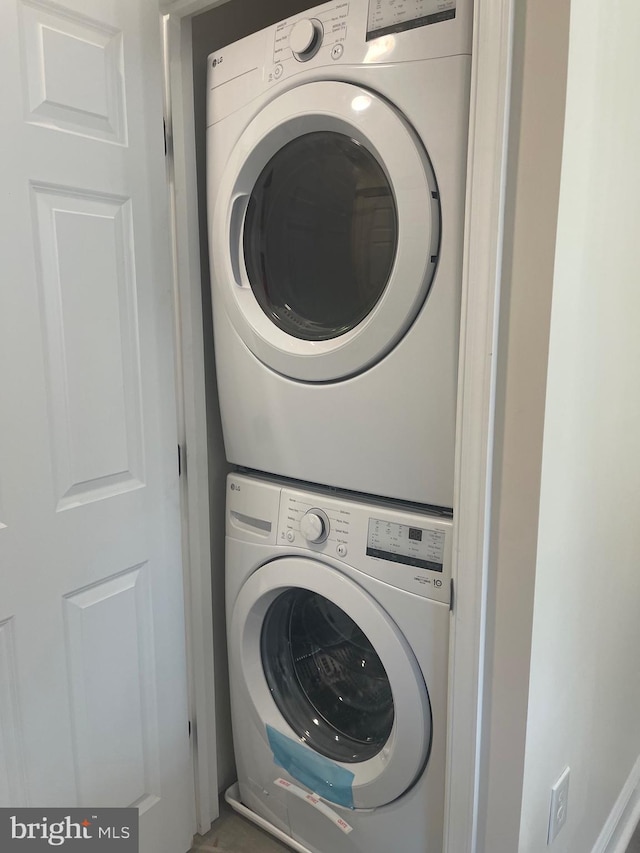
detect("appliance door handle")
[229,194,249,287]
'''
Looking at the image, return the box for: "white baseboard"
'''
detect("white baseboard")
[592,754,640,853]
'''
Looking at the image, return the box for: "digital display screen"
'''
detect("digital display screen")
[366,518,444,572]
[367,0,456,41]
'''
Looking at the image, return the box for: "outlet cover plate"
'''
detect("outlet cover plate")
[548,766,570,844]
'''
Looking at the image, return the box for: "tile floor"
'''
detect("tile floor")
[190,797,289,853]
[190,801,640,853]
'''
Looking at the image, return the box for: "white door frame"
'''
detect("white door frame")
[160,0,514,846]
[444,1,514,851]
[162,4,222,836]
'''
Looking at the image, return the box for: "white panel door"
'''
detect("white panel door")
[0,1,194,851]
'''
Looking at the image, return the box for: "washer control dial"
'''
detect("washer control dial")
[289,18,323,61]
[300,508,330,544]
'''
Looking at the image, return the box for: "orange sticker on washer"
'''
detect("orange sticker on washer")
[274,779,353,834]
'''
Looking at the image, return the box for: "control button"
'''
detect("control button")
[331,43,344,60]
[273,63,283,79]
[300,509,330,544]
[336,543,347,557]
[289,18,323,62]
[286,530,295,542]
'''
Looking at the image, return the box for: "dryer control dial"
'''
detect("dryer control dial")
[289,19,323,61]
[300,509,330,544]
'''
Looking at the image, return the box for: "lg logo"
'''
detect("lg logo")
[211,55,224,68]
[230,482,241,492]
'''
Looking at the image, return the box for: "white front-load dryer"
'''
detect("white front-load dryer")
[225,472,452,853]
[207,0,472,509]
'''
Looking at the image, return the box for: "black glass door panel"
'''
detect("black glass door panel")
[244,131,398,341]
[261,589,394,763]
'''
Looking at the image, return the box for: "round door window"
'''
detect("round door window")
[243,131,398,341]
[261,589,394,763]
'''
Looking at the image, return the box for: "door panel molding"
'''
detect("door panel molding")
[63,565,161,808]
[30,183,145,510]
[19,0,127,144]
[0,618,29,806]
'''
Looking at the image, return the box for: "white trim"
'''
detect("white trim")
[592,754,640,853]
[444,1,514,852]
[161,0,227,15]
[164,7,219,834]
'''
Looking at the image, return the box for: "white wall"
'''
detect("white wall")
[519,3,640,851]
[477,1,570,850]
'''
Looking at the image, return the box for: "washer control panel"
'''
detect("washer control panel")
[280,493,351,556]
[299,508,330,542]
[226,474,452,605]
[366,517,445,572]
[277,484,452,605]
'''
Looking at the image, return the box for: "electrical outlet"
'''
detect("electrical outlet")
[547,766,570,844]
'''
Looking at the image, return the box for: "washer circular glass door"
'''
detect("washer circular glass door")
[212,80,440,382]
[261,588,394,763]
[229,557,432,809]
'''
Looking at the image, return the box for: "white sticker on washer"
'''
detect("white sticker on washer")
[274,779,353,834]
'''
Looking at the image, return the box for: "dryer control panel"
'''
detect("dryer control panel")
[226,473,452,604]
[207,0,472,126]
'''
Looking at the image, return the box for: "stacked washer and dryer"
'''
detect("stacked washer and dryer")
[206,2,472,851]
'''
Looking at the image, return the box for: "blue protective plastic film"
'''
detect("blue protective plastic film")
[266,725,355,809]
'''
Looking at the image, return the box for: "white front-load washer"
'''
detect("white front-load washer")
[207,0,472,509]
[225,472,452,853]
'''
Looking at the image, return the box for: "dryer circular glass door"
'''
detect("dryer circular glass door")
[212,80,440,382]
[229,557,432,809]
